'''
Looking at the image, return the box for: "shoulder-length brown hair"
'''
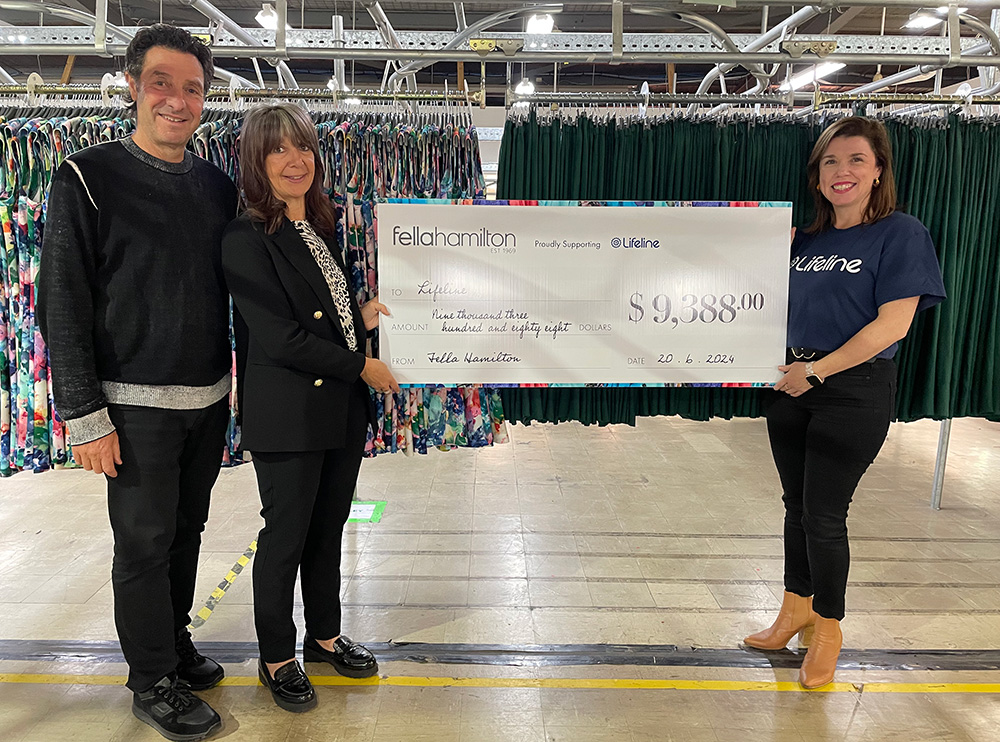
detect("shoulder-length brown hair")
[806,116,897,233]
[238,103,338,237]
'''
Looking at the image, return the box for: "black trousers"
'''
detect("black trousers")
[764,360,896,621]
[250,382,369,663]
[106,398,230,692]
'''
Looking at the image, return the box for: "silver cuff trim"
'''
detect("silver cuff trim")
[66,408,115,445]
[102,374,232,411]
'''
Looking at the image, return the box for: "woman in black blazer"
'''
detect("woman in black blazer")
[222,103,400,712]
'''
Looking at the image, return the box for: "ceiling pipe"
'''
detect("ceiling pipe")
[693,6,822,96]
[361,0,405,49]
[839,40,992,96]
[671,11,773,87]
[177,0,294,88]
[330,14,347,92]
[802,11,1000,115]
[634,4,821,113]
[987,7,1000,87]
[0,0,257,87]
[890,15,1000,112]
[2,42,999,67]
[703,6,824,113]
[959,12,1000,63]
[386,3,564,90]
[359,1,417,91]
[394,0,1000,6]
[0,0,133,42]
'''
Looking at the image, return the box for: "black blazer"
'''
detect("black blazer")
[222,214,372,453]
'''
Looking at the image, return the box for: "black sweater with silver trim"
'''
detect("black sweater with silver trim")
[37,137,237,443]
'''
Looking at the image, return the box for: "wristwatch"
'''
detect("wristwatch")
[804,362,824,387]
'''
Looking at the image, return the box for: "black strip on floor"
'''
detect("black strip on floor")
[2,640,999,672]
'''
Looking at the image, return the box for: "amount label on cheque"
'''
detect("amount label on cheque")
[377,202,792,385]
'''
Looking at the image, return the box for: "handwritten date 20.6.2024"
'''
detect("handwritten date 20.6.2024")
[654,353,736,365]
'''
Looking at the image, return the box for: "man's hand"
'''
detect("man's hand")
[73,432,122,478]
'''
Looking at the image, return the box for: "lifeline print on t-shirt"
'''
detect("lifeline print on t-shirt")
[790,254,863,273]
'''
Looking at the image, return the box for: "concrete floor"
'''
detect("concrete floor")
[1,414,998,741]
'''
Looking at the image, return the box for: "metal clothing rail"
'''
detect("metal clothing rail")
[815,91,1000,105]
[505,89,1000,108]
[507,90,795,106]
[7,83,995,110]
[0,82,482,106]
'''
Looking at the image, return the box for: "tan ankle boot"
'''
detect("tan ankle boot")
[799,616,843,689]
[743,591,817,650]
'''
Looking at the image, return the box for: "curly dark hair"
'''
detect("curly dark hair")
[124,24,214,110]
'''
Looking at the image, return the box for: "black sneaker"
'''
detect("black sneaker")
[176,629,225,691]
[132,675,222,742]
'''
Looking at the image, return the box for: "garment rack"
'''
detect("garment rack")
[815,91,1000,106]
[0,80,482,108]
[506,89,1000,110]
[507,90,795,107]
[0,82,968,510]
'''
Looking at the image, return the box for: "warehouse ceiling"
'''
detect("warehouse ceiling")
[0,1,997,98]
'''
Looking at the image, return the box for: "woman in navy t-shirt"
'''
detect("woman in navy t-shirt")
[743,117,946,689]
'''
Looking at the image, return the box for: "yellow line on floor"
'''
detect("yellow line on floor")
[861,682,1000,694]
[1,673,998,694]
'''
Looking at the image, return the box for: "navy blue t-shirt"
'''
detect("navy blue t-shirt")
[787,211,946,359]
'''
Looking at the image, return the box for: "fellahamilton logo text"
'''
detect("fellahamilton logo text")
[611,236,659,249]
[791,254,863,274]
[393,225,516,248]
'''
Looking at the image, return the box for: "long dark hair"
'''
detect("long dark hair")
[806,116,897,233]
[238,103,338,236]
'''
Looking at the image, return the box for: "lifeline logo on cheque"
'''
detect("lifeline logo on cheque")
[611,236,660,249]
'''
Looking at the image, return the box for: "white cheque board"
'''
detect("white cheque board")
[377,202,791,384]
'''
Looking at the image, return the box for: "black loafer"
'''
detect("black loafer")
[258,659,317,713]
[176,629,225,691]
[303,633,379,678]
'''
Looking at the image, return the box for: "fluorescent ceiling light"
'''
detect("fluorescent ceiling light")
[905,14,943,29]
[779,62,846,92]
[526,14,555,34]
[904,6,967,29]
[514,78,536,95]
[255,3,291,31]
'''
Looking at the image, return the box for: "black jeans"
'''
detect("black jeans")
[106,398,230,692]
[250,382,369,663]
[764,360,896,620]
